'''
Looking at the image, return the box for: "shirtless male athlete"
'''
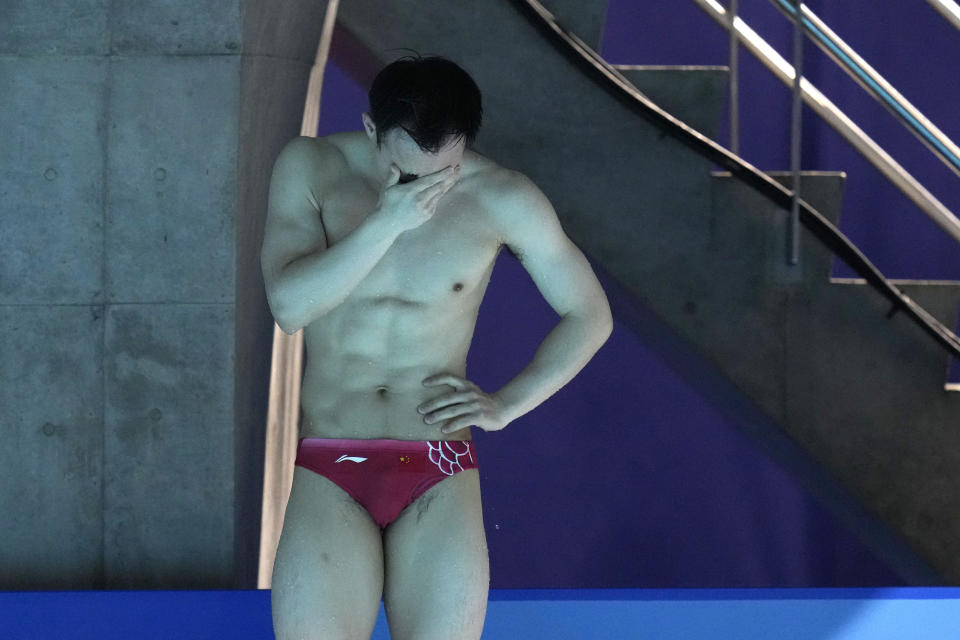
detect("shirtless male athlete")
[261,55,613,639]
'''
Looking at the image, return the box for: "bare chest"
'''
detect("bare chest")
[321,175,502,304]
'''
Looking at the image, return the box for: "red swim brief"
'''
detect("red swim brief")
[294,437,480,529]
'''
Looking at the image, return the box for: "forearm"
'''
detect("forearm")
[493,313,612,425]
[276,209,401,332]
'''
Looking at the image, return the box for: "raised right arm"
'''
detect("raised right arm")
[259,136,402,334]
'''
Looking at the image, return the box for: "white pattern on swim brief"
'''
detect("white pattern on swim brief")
[427,441,475,476]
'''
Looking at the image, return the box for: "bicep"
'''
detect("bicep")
[500,174,611,322]
[260,136,330,307]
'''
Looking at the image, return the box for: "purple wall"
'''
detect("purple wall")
[313,1,958,587]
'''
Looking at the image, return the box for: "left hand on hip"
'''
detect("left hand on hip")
[418,373,509,435]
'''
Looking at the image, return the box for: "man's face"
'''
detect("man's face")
[364,114,465,182]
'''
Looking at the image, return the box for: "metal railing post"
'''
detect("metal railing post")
[769,0,960,178]
[729,0,740,155]
[692,0,960,245]
[789,0,803,266]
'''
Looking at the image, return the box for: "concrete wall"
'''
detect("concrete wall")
[0,0,328,589]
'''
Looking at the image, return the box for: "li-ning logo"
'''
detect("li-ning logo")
[335,455,368,464]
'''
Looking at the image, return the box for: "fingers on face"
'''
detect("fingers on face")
[428,176,451,196]
[430,174,457,193]
[434,166,459,184]
[425,189,447,210]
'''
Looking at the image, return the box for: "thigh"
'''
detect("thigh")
[271,465,384,640]
[382,468,489,640]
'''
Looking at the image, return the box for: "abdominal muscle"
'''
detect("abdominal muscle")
[298,297,479,442]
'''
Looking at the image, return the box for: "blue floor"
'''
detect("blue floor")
[2,587,959,639]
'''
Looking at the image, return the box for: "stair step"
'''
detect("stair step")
[890,281,960,390]
[614,65,728,140]
[710,170,846,286]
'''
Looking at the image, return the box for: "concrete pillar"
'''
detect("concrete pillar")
[0,0,330,588]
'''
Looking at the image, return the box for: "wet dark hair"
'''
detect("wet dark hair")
[368,52,483,153]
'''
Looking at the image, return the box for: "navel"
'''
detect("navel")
[375,385,389,397]
[452,282,463,292]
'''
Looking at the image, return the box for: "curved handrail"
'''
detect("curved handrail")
[259,0,341,590]
[691,0,960,247]
[926,0,960,32]
[511,0,960,360]
[770,0,960,178]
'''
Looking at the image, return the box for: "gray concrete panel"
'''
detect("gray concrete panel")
[0,305,103,588]
[708,172,960,580]
[109,0,241,56]
[898,282,960,365]
[0,0,109,55]
[0,57,105,305]
[1,0,341,589]
[104,303,234,588]
[242,0,333,63]
[107,56,237,304]
[339,0,607,57]
[618,67,728,141]
[676,173,847,423]
[336,1,607,131]
[536,0,608,50]
[784,278,960,579]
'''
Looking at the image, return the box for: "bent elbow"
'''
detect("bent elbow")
[269,309,298,335]
[277,305,331,335]
[278,321,300,336]
[276,305,308,334]
[597,319,613,348]
[595,307,614,345]
[601,318,614,339]
[265,294,301,336]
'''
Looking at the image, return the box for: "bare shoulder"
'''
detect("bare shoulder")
[464,154,538,211]
[475,163,551,216]
[479,166,564,261]
[279,134,345,166]
[274,135,348,204]
[261,135,350,295]
[473,164,611,322]
[315,131,355,161]
[493,167,545,203]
